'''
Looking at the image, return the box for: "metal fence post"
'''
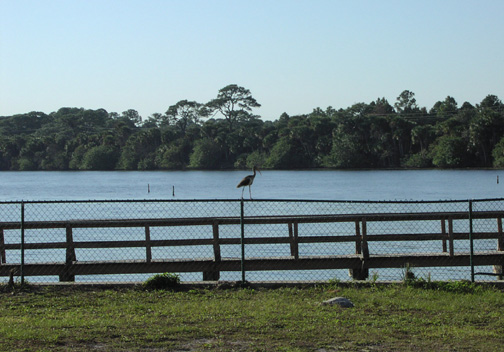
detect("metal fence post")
[20,201,25,285]
[240,199,245,284]
[469,199,474,282]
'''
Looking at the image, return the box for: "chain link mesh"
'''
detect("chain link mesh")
[1,199,503,284]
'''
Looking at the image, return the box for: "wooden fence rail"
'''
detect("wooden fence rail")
[1,211,503,282]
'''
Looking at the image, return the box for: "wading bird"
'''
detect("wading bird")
[237,166,261,199]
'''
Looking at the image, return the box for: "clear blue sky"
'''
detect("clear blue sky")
[1,0,503,121]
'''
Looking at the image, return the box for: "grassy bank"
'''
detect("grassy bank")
[0,282,503,351]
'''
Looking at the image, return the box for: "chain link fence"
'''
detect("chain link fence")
[1,199,503,284]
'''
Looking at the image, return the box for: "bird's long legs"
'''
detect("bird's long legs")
[240,186,253,200]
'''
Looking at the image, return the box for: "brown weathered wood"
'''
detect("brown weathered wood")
[351,219,367,280]
[203,269,220,281]
[212,221,221,262]
[493,265,503,280]
[3,252,502,278]
[145,226,152,263]
[498,217,503,252]
[66,226,76,263]
[293,222,299,259]
[448,218,454,257]
[2,210,504,231]
[0,229,5,264]
[361,218,369,260]
[355,220,361,255]
[5,210,504,230]
[287,222,296,256]
[358,216,370,279]
[203,221,221,281]
[2,231,499,253]
[441,219,447,253]
[496,217,504,279]
[2,210,504,280]
[364,252,504,269]
[0,232,502,251]
[60,225,76,282]
[288,222,299,259]
[288,223,294,256]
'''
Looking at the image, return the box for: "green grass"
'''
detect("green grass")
[0,282,503,351]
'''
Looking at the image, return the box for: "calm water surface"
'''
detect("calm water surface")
[0,169,503,201]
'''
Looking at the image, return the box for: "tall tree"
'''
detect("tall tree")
[431,135,469,168]
[121,109,142,126]
[394,90,419,115]
[479,94,503,110]
[206,84,261,132]
[189,138,222,169]
[429,96,458,119]
[469,95,504,166]
[411,124,436,153]
[165,100,207,135]
[369,97,395,115]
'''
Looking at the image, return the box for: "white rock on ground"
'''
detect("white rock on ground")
[322,297,354,308]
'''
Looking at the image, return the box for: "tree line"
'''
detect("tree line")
[1,84,503,171]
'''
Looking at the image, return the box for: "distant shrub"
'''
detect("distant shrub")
[403,275,486,294]
[402,263,416,284]
[403,152,432,168]
[430,280,484,294]
[17,158,37,171]
[143,273,181,290]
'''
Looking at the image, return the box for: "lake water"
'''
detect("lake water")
[0,169,503,201]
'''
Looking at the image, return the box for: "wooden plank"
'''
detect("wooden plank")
[365,252,504,269]
[353,219,366,280]
[3,207,504,281]
[361,218,369,259]
[212,221,221,262]
[355,220,361,255]
[66,226,76,262]
[498,217,504,252]
[298,235,359,243]
[441,219,447,253]
[288,223,294,257]
[0,229,5,264]
[293,222,299,260]
[364,233,447,241]
[288,222,299,259]
[496,218,504,279]
[60,225,76,282]
[0,218,223,230]
[76,239,211,248]
[3,242,68,250]
[203,221,221,281]
[3,210,504,231]
[1,231,502,252]
[145,226,152,263]
[448,218,454,257]
[2,252,503,277]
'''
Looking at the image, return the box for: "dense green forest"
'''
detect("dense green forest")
[1,84,504,171]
